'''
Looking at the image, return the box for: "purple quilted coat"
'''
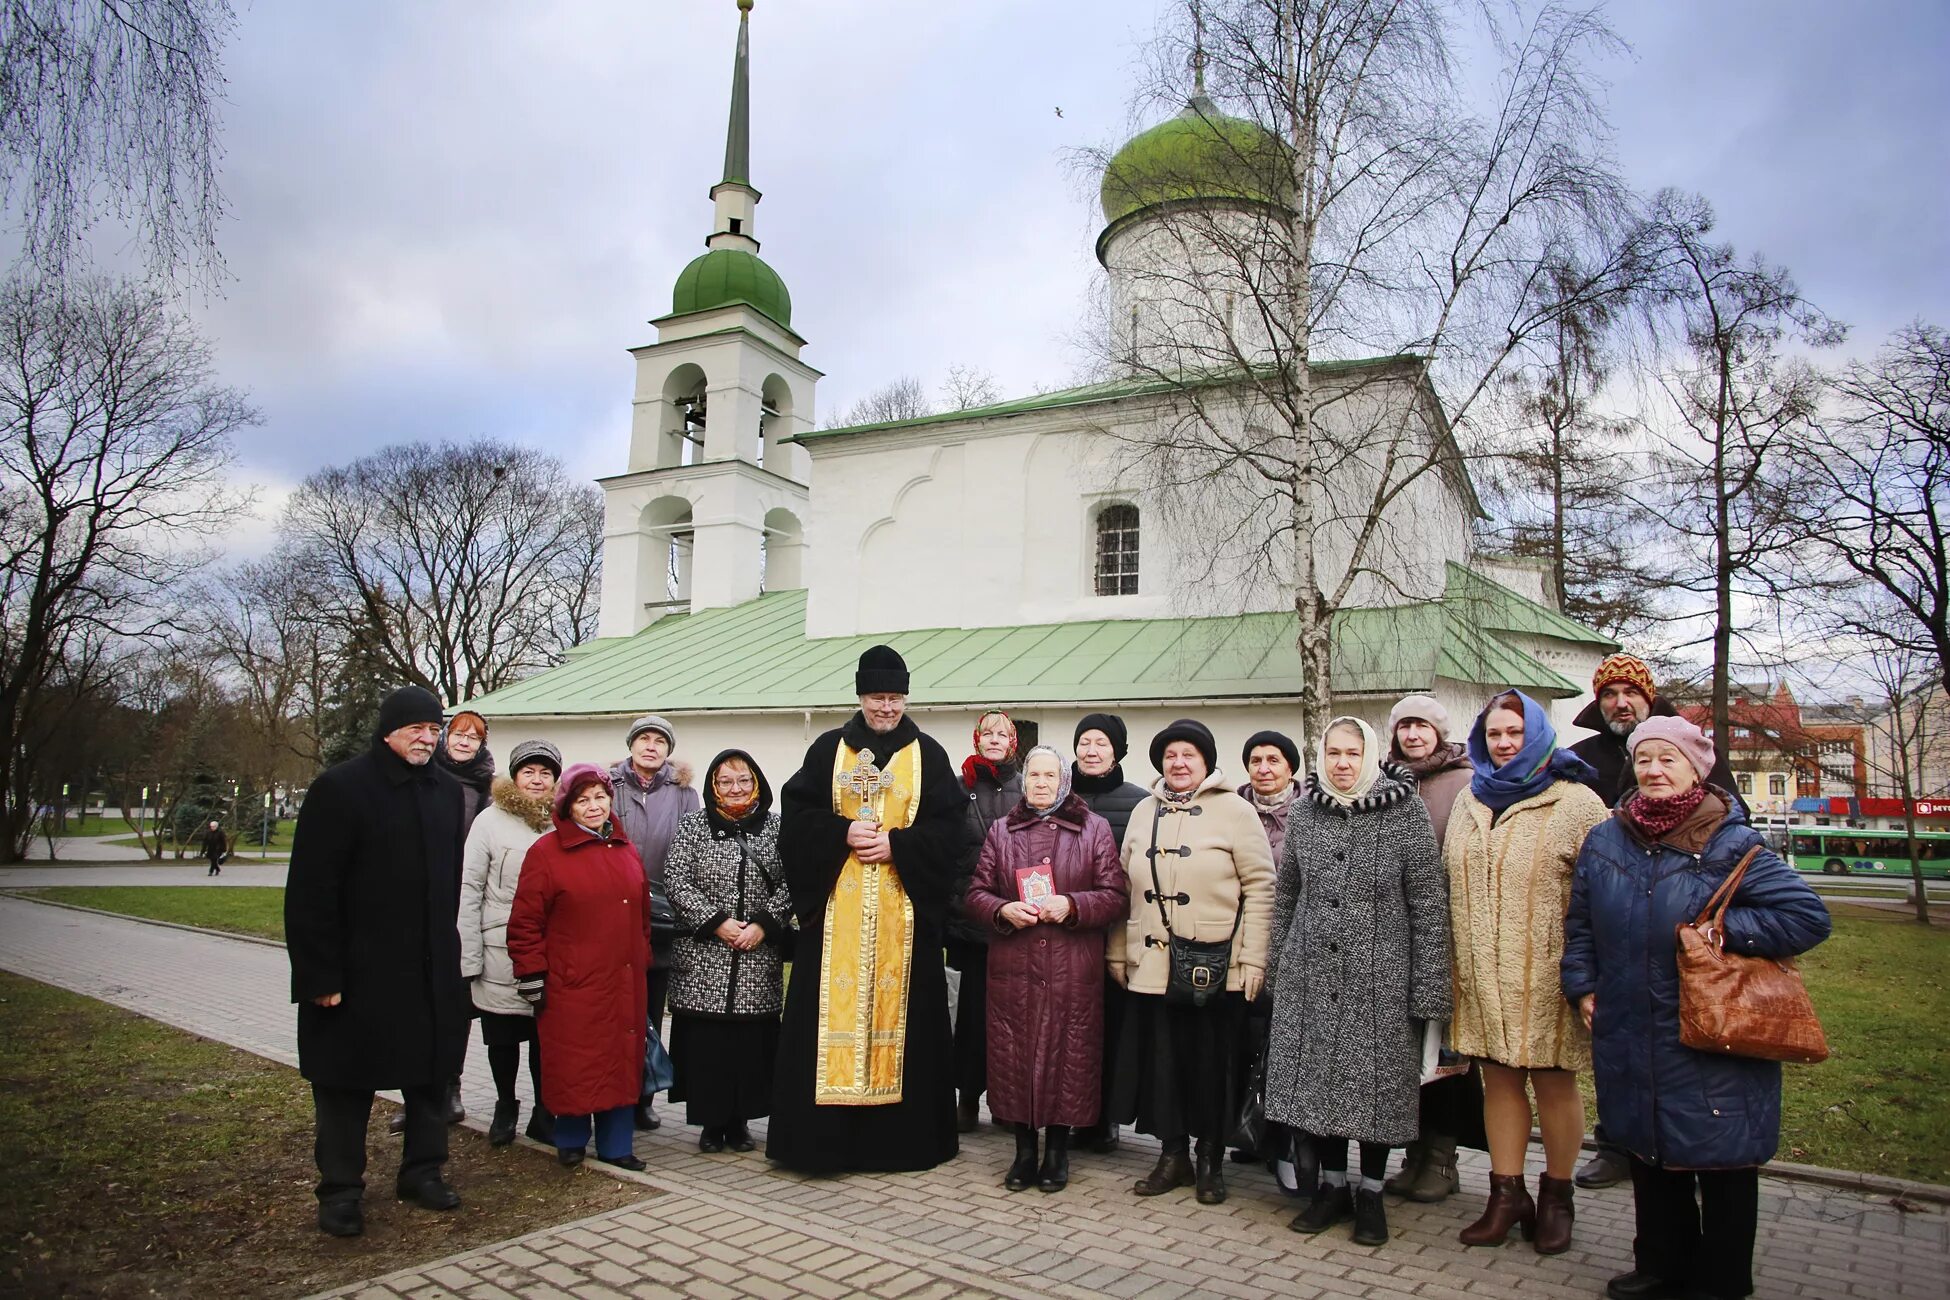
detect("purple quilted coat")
[967,793,1129,1127]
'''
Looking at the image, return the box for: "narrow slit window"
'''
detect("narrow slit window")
[1094,503,1140,596]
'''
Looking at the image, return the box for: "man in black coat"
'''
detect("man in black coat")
[285,685,469,1237]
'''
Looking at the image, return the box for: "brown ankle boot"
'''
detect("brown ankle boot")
[1134,1141,1194,1197]
[1458,1173,1536,1246]
[1533,1173,1574,1254]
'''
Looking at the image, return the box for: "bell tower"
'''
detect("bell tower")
[596,0,817,638]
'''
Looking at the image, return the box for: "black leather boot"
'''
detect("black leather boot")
[1038,1126,1071,1192]
[524,1104,553,1145]
[488,1099,519,1147]
[1194,1138,1228,1204]
[1133,1139,1194,1196]
[1290,1182,1353,1234]
[1004,1124,1039,1191]
[1351,1187,1389,1246]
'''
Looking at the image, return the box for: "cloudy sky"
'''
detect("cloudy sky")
[181,0,1947,551]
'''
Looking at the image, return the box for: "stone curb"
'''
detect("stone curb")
[12,893,1949,1212]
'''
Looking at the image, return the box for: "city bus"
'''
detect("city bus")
[1785,825,1950,879]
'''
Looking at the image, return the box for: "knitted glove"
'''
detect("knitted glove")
[516,975,545,1012]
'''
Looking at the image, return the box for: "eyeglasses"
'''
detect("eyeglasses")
[715,776,756,791]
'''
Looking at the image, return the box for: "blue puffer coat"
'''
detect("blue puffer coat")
[1561,800,1831,1169]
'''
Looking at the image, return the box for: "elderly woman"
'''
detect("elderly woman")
[1563,716,1829,1300]
[507,764,652,1171]
[1383,693,1482,1203]
[1268,718,1450,1247]
[967,746,1127,1193]
[459,739,563,1147]
[952,709,1024,1131]
[1108,719,1274,1205]
[1447,691,1607,1254]
[664,750,794,1154]
[1069,712,1151,1158]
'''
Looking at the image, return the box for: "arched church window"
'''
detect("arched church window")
[1094,503,1140,596]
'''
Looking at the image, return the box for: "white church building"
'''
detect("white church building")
[467,5,1617,784]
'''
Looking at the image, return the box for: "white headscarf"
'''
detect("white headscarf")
[1312,716,1383,807]
[1020,745,1073,817]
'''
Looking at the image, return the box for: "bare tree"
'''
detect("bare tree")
[1639,191,1842,760]
[1779,322,1949,691]
[202,548,336,782]
[0,275,251,859]
[1087,0,1642,739]
[278,441,604,705]
[1,0,236,285]
[1483,264,1664,638]
[830,375,933,428]
[940,364,1001,411]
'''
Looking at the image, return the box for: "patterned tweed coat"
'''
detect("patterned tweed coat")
[664,808,794,1020]
[1263,766,1453,1145]
[1444,778,1608,1070]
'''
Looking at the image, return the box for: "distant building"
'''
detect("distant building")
[1681,682,1867,824]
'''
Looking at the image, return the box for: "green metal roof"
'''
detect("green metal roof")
[1100,96,1292,227]
[669,248,791,328]
[793,355,1418,444]
[464,566,1610,720]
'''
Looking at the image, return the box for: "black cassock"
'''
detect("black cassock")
[767,712,967,1174]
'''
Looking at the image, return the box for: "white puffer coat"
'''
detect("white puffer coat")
[458,778,553,1017]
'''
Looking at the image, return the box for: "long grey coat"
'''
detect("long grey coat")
[1264,766,1453,1145]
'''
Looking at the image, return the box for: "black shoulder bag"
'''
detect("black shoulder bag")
[1144,800,1243,1008]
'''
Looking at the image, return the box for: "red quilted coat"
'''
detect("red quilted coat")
[968,793,1129,1127]
[506,817,651,1117]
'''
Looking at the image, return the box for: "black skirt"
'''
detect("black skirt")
[478,1010,537,1048]
[669,1013,779,1128]
[1111,991,1248,1145]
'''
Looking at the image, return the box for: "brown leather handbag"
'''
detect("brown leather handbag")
[1676,846,1829,1064]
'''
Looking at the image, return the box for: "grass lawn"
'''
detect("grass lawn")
[1779,903,1950,1184]
[0,972,646,1299]
[97,818,298,855]
[16,886,288,942]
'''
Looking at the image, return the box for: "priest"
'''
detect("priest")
[767,645,966,1174]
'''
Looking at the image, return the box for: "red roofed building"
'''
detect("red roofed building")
[1679,682,1867,821]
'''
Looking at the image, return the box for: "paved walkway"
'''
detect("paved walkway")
[0,861,289,888]
[0,895,1942,1300]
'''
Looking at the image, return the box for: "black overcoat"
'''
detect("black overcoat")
[766,712,967,1174]
[285,742,469,1090]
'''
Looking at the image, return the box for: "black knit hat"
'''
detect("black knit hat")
[376,685,444,739]
[1073,712,1129,762]
[1241,729,1300,773]
[855,644,910,695]
[1149,718,1218,774]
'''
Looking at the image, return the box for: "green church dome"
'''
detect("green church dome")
[670,248,792,327]
[1099,97,1292,227]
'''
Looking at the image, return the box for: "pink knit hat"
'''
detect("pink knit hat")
[1627,715,1716,782]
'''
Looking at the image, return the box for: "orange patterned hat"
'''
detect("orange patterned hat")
[1591,653,1656,701]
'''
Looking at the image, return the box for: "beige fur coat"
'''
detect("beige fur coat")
[1443,779,1607,1070]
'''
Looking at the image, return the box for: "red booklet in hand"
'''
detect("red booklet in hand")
[1016,863,1054,904]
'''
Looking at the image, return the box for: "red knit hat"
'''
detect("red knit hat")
[1592,653,1656,702]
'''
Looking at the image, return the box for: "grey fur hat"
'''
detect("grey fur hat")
[508,738,563,777]
[626,713,677,750]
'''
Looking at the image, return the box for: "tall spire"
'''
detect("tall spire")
[1190,0,1208,98]
[722,0,753,187]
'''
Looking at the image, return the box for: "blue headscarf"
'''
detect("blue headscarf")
[1466,690,1598,812]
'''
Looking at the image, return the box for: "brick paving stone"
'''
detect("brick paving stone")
[3,895,1945,1300]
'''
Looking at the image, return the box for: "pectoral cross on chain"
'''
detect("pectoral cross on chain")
[843,748,893,824]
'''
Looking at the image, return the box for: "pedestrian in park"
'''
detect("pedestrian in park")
[1231,729,1303,1184]
[1567,653,1744,1190]
[664,749,794,1154]
[1268,717,1451,1248]
[767,645,967,1175]
[967,745,1128,1193]
[284,684,469,1238]
[1383,693,1484,1204]
[1562,714,1830,1300]
[458,738,562,1148]
[1068,712,1150,1158]
[608,713,700,1132]
[507,764,652,1171]
[953,708,1024,1132]
[1108,718,1274,1206]
[201,820,228,876]
[1447,690,1607,1255]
